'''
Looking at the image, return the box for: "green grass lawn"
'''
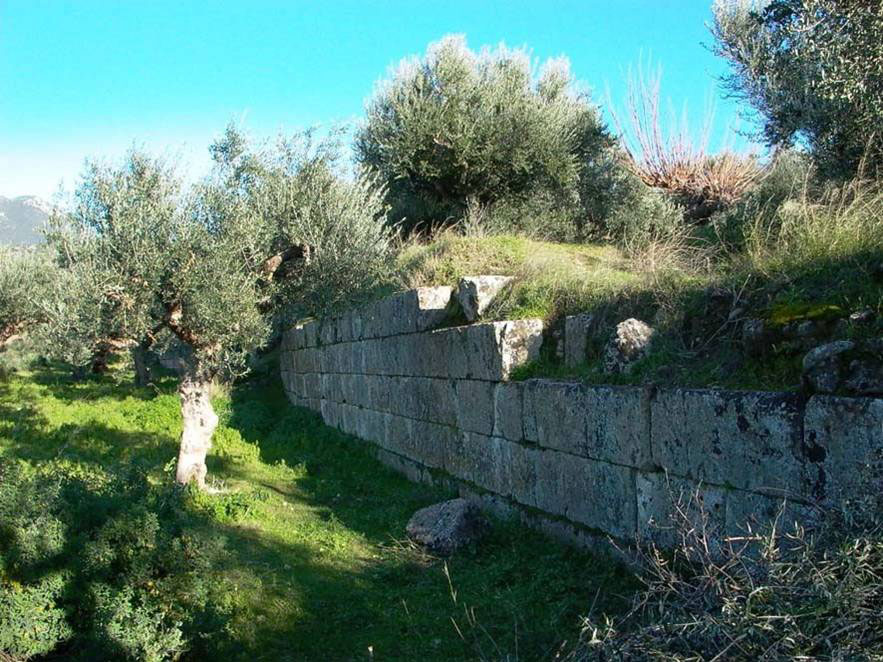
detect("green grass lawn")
[0,365,635,661]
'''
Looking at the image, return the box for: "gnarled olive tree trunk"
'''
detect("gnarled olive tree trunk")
[175,372,218,488]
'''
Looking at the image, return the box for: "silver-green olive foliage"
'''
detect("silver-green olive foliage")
[0,246,56,350]
[355,35,614,235]
[44,127,394,380]
[712,0,883,179]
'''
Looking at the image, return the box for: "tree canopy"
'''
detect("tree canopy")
[712,0,883,178]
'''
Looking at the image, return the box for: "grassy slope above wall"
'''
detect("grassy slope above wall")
[398,232,882,392]
[0,365,634,660]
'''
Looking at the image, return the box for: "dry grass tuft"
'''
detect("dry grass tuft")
[611,60,762,221]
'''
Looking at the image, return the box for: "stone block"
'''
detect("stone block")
[456,275,513,322]
[454,380,495,435]
[564,313,593,368]
[319,318,337,346]
[320,399,341,429]
[303,321,319,347]
[724,489,817,539]
[454,433,507,493]
[336,312,353,344]
[303,373,321,401]
[804,396,883,502]
[408,419,455,470]
[636,472,726,548]
[652,389,805,495]
[523,380,586,455]
[502,441,540,508]
[493,381,524,442]
[375,448,426,484]
[458,320,544,381]
[585,386,652,468]
[414,286,455,331]
[383,413,412,456]
[535,451,636,540]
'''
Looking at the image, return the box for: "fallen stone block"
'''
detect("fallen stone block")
[406,498,489,556]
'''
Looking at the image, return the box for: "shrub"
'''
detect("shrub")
[570,481,883,660]
[612,60,761,221]
[712,0,883,179]
[355,35,613,236]
[0,460,232,660]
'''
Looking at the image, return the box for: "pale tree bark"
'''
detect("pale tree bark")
[175,372,218,488]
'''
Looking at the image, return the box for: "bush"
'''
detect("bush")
[355,35,614,236]
[571,480,883,660]
[0,460,231,660]
[712,0,883,179]
[612,59,761,221]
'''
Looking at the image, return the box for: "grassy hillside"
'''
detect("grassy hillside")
[0,365,634,660]
[397,202,883,391]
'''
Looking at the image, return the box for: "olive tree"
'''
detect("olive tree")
[712,0,883,178]
[45,128,394,487]
[0,246,56,351]
[355,35,613,236]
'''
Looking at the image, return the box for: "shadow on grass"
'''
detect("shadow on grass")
[2,368,637,660]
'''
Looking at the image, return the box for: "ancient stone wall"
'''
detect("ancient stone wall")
[280,287,883,551]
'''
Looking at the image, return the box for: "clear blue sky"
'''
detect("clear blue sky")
[0,0,757,199]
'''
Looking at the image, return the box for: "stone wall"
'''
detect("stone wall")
[280,287,883,551]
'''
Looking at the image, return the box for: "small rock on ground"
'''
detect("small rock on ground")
[406,498,489,556]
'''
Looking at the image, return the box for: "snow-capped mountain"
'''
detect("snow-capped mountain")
[0,195,51,244]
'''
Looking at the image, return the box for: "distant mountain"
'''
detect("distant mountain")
[0,196,51,244]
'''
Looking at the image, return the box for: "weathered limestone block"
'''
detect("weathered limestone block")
[636,472,726,547]
[456,275,513,322]
[356,407,386,446]
[585,386,652,468]
[652,389,805,495]
[320,399,341,429]
[803,396,883,502]
[375,448,430,485]
[319,318,337,347]
[339,403,359,437]
[564,313,593,368]
[463,320,545,381]
[382,412,412,456]
[493,381,524,442]
[303,373,322,401]
[408,419,456,470]
[450,433,508,494]
[535,451,636,539]
[523,380,586,455]
[500,440,540,508]
[454,380,496,435]
[303,321,319,348]
[724,489,817,539]
[418,378,458,426]
[602,318,654,374]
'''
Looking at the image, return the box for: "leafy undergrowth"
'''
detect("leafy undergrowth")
[0,366,635,660]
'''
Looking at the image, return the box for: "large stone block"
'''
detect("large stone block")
[460,321,544,381]
[724,489,817,539]
[803,396,883,502]
[535,451,636,539]
[383,413,412,456]
[500,441,540,508]
[585,386,652,468]
[523,380,586,455]
[454,380,496,435]
[564,313,593,368]
[636,472,726,547]
[652,389,805,495]
[407,419,456,470]
[303,321,319,348]
[452,433,507,494]
[493,381,524,442]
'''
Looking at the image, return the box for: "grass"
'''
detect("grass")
[396,176,883,393]
[398,233,641,321]
[0,364,636,660]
